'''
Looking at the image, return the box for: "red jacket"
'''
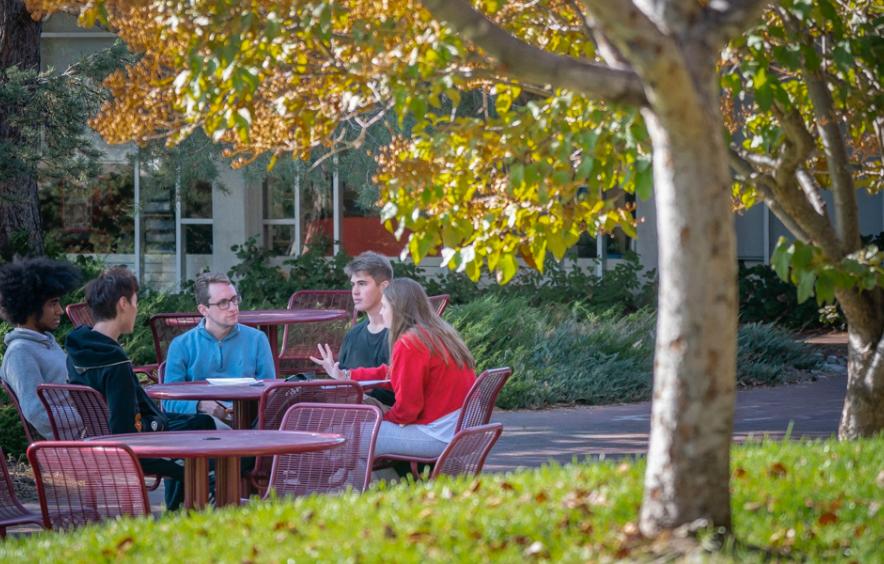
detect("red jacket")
[350,334,475,425]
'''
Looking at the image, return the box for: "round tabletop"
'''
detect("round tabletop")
[238,309,350,325]
[87,430,345,458]
[145,380,278,401]
[145,379,384,401]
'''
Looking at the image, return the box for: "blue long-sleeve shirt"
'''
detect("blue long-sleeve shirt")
[163,320,275,414]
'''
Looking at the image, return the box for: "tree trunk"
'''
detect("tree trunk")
[838,289,884,438]
[0,0,44,259]
[638,58,738,535]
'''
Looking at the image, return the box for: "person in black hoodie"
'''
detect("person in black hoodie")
[65,266,215,510]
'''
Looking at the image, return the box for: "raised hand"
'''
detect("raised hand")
[309,343,343,379]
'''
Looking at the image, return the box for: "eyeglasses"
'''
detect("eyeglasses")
[206,296,241,310]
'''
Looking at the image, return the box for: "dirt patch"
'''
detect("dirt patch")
[5,455,37,504]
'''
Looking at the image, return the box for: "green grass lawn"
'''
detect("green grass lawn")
[1,436,880,562]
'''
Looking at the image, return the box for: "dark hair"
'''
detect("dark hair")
[0,258,82,325]
[345,251,393,283]
[194,272,233,306]
[85,267,139,321]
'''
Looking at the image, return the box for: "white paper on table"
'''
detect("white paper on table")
[205,377,260,385]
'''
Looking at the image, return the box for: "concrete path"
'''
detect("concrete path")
[486,373,846,472]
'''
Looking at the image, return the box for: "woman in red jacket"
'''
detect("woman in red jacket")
[311,277,475,457]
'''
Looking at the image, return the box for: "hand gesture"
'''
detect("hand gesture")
[309,343,344,380]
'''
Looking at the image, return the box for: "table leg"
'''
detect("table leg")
[214,456,242,507]
[184,457,210,510]
[232,399,257,430]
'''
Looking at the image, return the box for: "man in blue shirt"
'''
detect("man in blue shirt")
[163,273,275,418]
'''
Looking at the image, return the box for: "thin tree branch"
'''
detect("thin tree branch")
[730,149,811,242]
[693,0,773,47]
[564,0,630,70]
[795,168,827,216]
[419,0,647,106]
[781,9,861,252]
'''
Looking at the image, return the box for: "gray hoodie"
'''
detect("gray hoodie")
[1,328,73,439]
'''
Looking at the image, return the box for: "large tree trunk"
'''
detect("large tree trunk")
[638,57,739,535]
[838,289,884,438]
[0,0,44,259]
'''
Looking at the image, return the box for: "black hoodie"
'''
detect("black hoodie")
[65,326,165,434]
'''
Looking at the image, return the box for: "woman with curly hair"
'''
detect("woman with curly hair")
[312,277,476,458]
[0,258,81,439]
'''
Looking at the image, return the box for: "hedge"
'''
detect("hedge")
[0,436,880,562]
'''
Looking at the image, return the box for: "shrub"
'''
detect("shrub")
[738,262,842,330]
[1,437,879,562]
[447,296,821,409]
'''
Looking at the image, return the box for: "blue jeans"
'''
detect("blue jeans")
[374,422,448,458]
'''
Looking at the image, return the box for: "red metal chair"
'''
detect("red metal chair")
[427,294,450,316]
[36,384,162,491]
[36,384,108,440]
[0,448,43,537]
[1,380,44,444]
[375,367,512,478]
[266,403,382,498]
[149,313,203,364]
[287,290,356,322]
[279,291,354,376]
[430,423,503,479]
[27,442,151,530]
[65,302,94,328]
[250,381,363,490]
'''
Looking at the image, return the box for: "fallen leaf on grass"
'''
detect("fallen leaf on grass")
[733,466,747,478]
[818,511,838,526]
[768,462,788,477]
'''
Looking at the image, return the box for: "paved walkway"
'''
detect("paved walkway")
[486,373,846,472]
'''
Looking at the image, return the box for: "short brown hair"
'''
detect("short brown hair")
[344,251,393,283]
[194,272,234,306]
[85,267,138,322]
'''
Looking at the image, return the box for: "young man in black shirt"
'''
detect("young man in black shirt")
[334,252,394,405]
[66,267,215,510]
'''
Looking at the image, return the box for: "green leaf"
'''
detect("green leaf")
[496,253,518,284]
[634,158,653,201]
[771,238,793,281]
[796,270,817,303]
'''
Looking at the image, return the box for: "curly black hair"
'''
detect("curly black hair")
[0,258,82,325]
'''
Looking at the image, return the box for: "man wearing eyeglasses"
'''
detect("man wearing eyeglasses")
[163,272,274,421]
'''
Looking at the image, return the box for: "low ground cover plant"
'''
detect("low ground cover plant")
[448,296,822,410]
[1,436,879,562]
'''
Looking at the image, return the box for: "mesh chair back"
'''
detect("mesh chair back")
[427,294,450,316]
[251,382,363,489]
[65,303,94,328]
[431,423,503,479]
[1,380,43,444]
[0,447,43,536]
[279,293,353,375]
[37,384,109,440]
[27,442,150,530]
[149,313,202,363]
[287,290,356,322]
[267,403,381,497]
[455,367,512,432]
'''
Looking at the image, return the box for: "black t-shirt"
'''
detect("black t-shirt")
[337,320,389,370]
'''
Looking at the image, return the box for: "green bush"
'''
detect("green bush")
[1,437,879,562]
[738,262,842,331]
[446,296,822,409]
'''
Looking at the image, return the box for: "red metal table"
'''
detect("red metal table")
[151,309,350,376]
[146,379,388,429]
[88,430,345,510]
